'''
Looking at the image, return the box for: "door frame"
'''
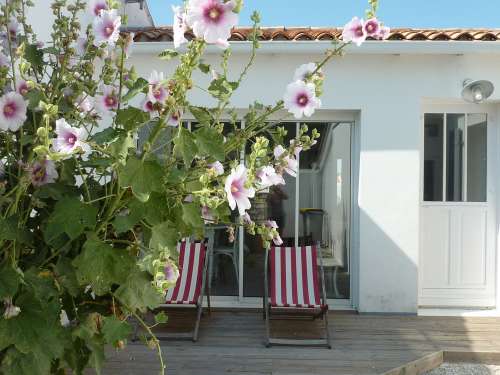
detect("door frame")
[186,110,360,310]
[419,102,499,309]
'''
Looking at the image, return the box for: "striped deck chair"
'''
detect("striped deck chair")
[263,244,331,348]
[158,241,211,342]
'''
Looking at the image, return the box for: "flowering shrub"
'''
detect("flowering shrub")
[0,0,387,373]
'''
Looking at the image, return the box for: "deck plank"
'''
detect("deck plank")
[97,311,500,375]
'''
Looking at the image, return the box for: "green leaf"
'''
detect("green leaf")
[122,77,148,103]
[102,315,132,345]
[72,236,135,296]
[25,90,43,110]
[54,257,80,297]
[173,126,198,165]
[194,126,225,160]
[43,198,97,244]
[25,44,44,73]
[182,203,204,230]
[120,157,164,202]
[198,62,211,74]
[115,107,149,131]
[149,222,178,251]
[91,127,119,144]
[0,263,22,300]
[189,106,213,125]
[0,348,50,375]
[115,270,164,312]
[109,132,135,165]
[154,311,168,324]
[0,216,33,245]
[158,49,179,60]
[112,198,146,234]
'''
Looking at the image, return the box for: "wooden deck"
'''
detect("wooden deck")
[102,310,500,375]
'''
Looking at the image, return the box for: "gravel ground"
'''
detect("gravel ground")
[424,363,500,375]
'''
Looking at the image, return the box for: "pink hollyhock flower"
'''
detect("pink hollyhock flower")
[209,160,224,176]
[30,159,58,187]
[185,0,238,49]
[363,18,380,38]
[53,119,90,155]
[167,111,182,127]
[96,85,119,113]
[342,17,366,46]
[7,17,18,39]
[141,97,158,118]
[164,262,180,284]
[377,26,391,40]
[147,71,168,104]
[93,9,121,47]
[225,164,255,215]
[293,62,320,82]
[172,5,188,48]
[75,94,94,114]
[88,0,108,16]
[274,145,298,177]
[283,80,321,119]
[265,220,283,246]
[16,79,29,96]
[256,166,285,188]
[75,37,88,56]
[0,92,27,131]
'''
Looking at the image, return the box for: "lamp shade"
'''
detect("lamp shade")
[462,79,494,103]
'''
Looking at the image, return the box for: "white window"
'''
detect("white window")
[423,113,487,202]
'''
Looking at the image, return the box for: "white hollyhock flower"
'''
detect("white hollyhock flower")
[53,119,90,156]
[147,71,168,104]
[342,17,366,46]
[0,92,27,131]
[172,5,188,48]
[225,164,255,215]
[293,62,320,82]
[274,145,298,177]
[60,309,71,327]
[256,165,285,188]
[283,80,321,119]
[167,111,182,127]
[93,9,121,47]
[96,84,119,113]
[87,0,108,16]
[30,159,58,187]
[3,298,21,319]
[208,160,224,176]
[186,0,238,49]
[265,220,283,246]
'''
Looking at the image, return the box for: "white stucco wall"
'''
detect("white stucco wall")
[128,46,500,313]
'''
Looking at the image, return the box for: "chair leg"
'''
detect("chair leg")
[323,310,332,349]
[193,302,203,342]
[264,303,271,348]
[231,254,239,285]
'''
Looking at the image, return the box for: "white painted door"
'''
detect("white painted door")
[419,106,497,308]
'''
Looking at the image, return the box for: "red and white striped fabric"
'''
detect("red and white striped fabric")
[165,242,206,305]
[269,246,323,308]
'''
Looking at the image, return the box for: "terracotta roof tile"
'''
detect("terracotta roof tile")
[129,27,500,43]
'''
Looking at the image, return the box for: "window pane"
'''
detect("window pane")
[446,114,465,202]
[299,123,351,300]
[243,123,297,297]
[467,114,487,202]
[423,114,444,201]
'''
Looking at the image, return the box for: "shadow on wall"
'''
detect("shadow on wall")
[357,207,419,314]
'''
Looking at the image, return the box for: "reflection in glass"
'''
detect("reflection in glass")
[299,123,351,299]
[243,123,297,297]
[423,114,444,201]
[446,114,465,202]
[467,114,487,202]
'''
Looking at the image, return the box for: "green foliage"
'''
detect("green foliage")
[73,236,135,296]
[115,270,164,312]
[173,126,198,165]
[120,157,164,202]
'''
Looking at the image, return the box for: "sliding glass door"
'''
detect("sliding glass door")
[243,122,353,301]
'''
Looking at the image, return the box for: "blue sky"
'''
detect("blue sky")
[148,0,499,28]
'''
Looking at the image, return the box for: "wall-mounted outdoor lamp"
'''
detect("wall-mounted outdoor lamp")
[461,79,494,103]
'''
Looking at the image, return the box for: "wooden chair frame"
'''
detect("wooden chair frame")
[263,243,331,348]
